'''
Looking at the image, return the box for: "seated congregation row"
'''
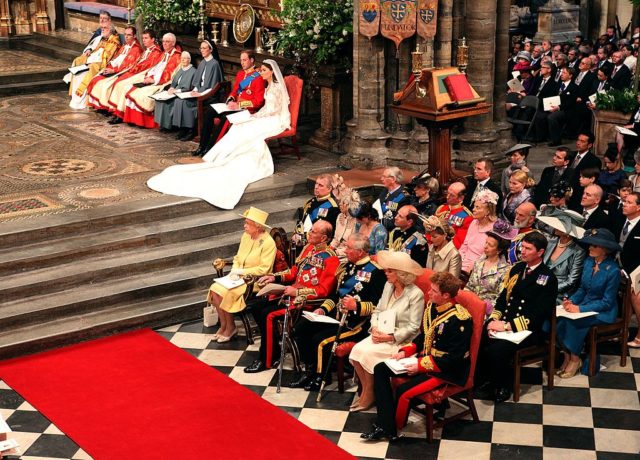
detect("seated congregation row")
[207,164,640,441]
[65,11,263,154]
[505,32,640,150]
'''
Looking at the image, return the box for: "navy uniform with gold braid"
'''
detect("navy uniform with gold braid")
[293,193,340,245]
[376,187,410,231]
[292,255,386,378]
[476,260,558,391]
[388,225,429,266]
[372,301,473,436]
[249,242,340,369]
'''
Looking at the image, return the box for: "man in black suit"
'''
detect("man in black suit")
[533,147,574,207]
[581,184,610,230]
[609,51,632,90]
[568,132,602,211]
[615,192,640,347]
[530,61,559,142]
[571,57,598,135]
[547,67,579,146]
[463,157,503,210]
[475,232,558,403]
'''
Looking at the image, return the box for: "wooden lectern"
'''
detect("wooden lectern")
[392,67,491,186]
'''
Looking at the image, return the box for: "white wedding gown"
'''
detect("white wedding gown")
[147,81,290,210]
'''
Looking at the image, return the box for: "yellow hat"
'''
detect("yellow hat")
[240,207,271,228]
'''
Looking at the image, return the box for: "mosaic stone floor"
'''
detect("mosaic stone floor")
[1,321,639,459]
[0,90,338,222]
[0,50,68,76]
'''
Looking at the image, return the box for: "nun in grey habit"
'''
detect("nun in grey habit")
[173,40,223,141]
[155,51,197,132]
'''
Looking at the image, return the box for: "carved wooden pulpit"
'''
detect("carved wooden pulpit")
[392,67,491,185]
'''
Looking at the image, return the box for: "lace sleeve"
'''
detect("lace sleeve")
[254,83,284,119]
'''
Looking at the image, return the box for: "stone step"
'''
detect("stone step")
[0,181,308,249]
[13,38,80,63]
[0,79,68,96]
[0,197,303,276]
[0,261,215,331]
[0,289,206,360]
[33,31,89,53]
[0,68,68,85]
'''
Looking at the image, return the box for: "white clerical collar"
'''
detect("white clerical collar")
[204,55,213,62]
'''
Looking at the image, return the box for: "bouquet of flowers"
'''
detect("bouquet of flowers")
[135,0,200,29]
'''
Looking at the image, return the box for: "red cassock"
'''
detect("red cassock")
[86,40,143,104]
[102,45,164,115]
[122,49,181,128]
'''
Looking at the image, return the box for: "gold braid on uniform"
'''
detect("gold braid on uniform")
[490,267,519,322]
[358,301,375,316]
[420,302,469,370]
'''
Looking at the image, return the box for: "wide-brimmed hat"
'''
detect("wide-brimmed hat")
[239,206,271,228]
[486,219,519,242]
[536,208,585,239]
[578,228,621,252]
[504,143,532,157]
[516,51,532,61]
[376,250,424,276]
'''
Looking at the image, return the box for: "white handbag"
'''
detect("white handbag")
[203,305,218,327]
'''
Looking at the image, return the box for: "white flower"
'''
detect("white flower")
[313,23,321,34]
[342,29,348,36]
[306,29,313,35]
[310,43,317,50]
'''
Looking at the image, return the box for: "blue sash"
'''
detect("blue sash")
[238,71,260,94]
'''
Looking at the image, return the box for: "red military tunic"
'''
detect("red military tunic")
[435,204,473,249]
[227,68,266,112]
[262,243,340,367]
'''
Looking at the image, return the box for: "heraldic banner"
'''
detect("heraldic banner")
[360,0,381,39]
[380,0,417,51]
[417,0,437,39]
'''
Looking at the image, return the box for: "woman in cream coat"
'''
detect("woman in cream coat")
[209,207,276,342]
[349,251,424,411]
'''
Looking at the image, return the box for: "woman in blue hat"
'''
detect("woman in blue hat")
[556,228,621,378]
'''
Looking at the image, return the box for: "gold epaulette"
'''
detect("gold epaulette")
[454,304,471,321]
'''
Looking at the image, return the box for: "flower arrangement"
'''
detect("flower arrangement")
[594,88,639,114]
[134,0,200,30]
[276,0,354,69]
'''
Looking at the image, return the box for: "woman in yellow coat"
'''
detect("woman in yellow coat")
[209,207,276,342]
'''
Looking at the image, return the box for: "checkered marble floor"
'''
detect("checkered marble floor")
[2,321,640,459]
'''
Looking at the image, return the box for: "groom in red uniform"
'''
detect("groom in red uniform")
[191,50,266,156]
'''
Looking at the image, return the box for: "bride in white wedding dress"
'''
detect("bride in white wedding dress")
[147,59,290,210]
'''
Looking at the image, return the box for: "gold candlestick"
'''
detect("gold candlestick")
[411,43,426,98]
[457,37,469,73]
[211,22,219,44]
[255,26,263,53]
[221,20,229,47]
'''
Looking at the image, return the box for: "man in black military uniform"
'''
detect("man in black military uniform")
[292,173,340,247]
[388,205,428,266]
[475,231,558,403]
[361,272,472,442]
[290,233,386,391]
[374,166,410,231]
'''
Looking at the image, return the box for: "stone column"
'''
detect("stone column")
[340,1,391,169]
[455,0,500,170]
[435,0,453,67]
[0,0,14,37]
[35,0,50,32]
[451,0,465,48]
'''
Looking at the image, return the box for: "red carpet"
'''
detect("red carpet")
[0,330,354,460]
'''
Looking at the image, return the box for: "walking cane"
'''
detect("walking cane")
[317,301,348,402]
[276,294,307,393]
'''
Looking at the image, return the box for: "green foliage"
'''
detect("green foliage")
[276,0,353,68]
[134,0,200,30]
[595,88,639,114]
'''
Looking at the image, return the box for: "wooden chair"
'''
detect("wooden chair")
[401,271,484,442]
[512,307,556,402]
[209,260,258,345]
[266,75,304,159]
[196,81,231,138]
[585,280,632,376]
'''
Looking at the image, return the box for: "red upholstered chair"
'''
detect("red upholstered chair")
[394,269,484,442]
[266,75,304,159]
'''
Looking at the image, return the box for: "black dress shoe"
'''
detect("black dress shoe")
[244,359,265,373]
[179,131,196,142]
[494,387,512,403]
[360,426,399,442]
[304,375,325,392]
[473,382,495,400]
[289,372,313,388]
[191,147,205,157]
